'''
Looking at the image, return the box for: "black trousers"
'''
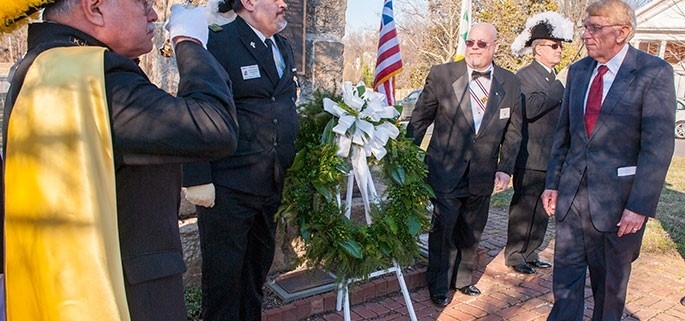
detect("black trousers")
[125,274,187,321]
[426,194,490,296]
[505,168,550,266]
[548,176,644,321]
[196,186,281,321]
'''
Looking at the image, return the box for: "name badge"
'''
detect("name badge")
[499,108,510,119]
[241,65,261,80]
[617,166,636,177]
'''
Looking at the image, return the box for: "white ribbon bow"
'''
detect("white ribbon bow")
[323,82,400,224]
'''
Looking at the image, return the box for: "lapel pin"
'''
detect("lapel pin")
[250,42,256,48]
[209,24,223,32]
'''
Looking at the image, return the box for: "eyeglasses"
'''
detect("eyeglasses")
[583,24,621,34]
[538,43,563,50]
[465,40,492,49]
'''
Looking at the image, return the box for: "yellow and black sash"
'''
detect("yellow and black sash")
[4,46,129,321]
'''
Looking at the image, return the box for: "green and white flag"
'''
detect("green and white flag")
[455,0,471,60]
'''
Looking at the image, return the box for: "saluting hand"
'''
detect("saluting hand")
[165,4,209,50]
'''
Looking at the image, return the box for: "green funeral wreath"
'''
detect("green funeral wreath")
[277,83,434,281]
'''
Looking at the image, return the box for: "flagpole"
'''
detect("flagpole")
[455,0,472,61]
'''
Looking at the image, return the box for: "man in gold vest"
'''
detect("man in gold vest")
[1,1,239,320]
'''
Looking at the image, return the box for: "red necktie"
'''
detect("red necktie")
[585,65,609,135]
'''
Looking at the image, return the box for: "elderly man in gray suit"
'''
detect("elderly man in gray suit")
[407,22,522,307]
[541,0,675,320]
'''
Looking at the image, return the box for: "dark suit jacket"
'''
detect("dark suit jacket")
[546,46,675,232]
[183,16,299,196]
[407,60,522,196]
[515,61,565,171]
[4,22,239,313]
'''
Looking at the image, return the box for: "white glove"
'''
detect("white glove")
[182,183,215,208]
[165,4,209,49]
[556,67,569,87]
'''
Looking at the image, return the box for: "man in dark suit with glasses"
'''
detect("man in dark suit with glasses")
[408,22,522,306]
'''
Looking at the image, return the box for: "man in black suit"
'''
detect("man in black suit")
[504,12,573,275]
[181,0,299,320]
[2,1,239,320]
[407,23,522,307]
[542,0,675,320]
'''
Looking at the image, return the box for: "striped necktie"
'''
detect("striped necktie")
[469,74,489,133]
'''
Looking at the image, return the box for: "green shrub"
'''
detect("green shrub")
[184,285,202,321]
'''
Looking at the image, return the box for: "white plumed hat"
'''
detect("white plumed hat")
[511,11,574,56]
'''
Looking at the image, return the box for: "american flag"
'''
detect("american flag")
[373,0,403,106]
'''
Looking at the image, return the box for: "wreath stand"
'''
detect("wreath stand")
[333,173,418,321]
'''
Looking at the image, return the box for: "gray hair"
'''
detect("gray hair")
[586,0,636,40]
[43,0,80,20]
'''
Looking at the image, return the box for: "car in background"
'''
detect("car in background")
[398,88,422,121]
[677,99,685,139]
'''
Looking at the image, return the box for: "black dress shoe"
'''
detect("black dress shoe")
[457,285,481,296]
[430,294,449,307]
[512,263,536,274]
[528,258,552,269]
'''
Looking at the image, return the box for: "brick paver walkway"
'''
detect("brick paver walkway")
[307,208,685,321]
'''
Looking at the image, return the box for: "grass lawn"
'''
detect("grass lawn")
[491,156,685,259]
[647,156,685,258]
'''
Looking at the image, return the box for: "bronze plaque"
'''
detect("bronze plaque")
[281,0,306,75]
[273,268,335,294]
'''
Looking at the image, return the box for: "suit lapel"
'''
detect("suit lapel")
[273,35,294,91]
[570,58,595,141]
[449,62,472,131]
[236,17,280,85]
[532,61,555,85]
[479,79,503,135]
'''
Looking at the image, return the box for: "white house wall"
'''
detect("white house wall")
[632,0,685,97]
[634,0,685,42]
